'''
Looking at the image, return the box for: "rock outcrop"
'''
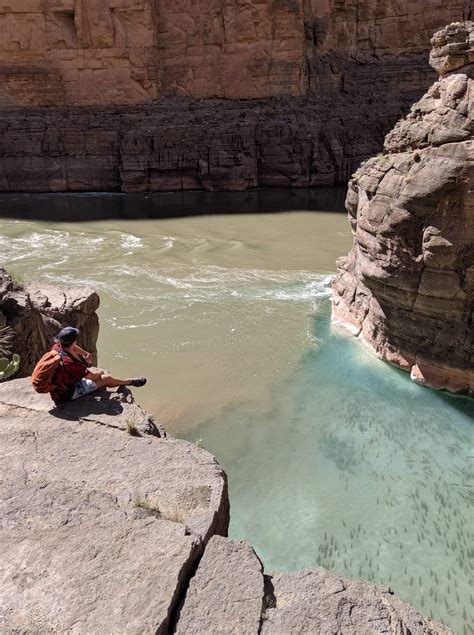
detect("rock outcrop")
[175,536,264,634]
[332,22,474,395]
[0,2,471,192]
[0,267,99,375]
[0,376,452,634]
[261,568,451,635]
[0,378,229,634]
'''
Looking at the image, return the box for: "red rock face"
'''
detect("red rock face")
[332,22,474,395]
[0,3,471,191]
[0,0,470,106]
[0,0,159,107]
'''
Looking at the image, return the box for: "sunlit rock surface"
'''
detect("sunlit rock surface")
[0,2,471,191]
[175,536,264,634]
[261,568,451,635]
[0,378,229,634]
[332,21,474,395]
[0,0,470,106]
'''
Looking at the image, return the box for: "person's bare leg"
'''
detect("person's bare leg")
[94,373,138,389]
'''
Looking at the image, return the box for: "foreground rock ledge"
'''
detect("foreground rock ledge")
[332,21,474,396]
[0,379,450,633]
[0,379,229,634]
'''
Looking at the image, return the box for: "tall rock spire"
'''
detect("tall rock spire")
[332,22,473,395]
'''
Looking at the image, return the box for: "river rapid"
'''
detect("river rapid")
[1,189,473,633]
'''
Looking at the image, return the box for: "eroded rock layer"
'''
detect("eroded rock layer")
[0,1,471,191]
[332,22,474,395]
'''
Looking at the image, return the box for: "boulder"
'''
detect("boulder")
[0,267,100,376]
[175,536,264,634]
[430,21,474,75]
[261,567,451,634]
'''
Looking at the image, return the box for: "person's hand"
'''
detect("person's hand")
[84,351,93,365]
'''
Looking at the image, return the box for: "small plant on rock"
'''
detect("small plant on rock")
[0,354,20,381]
[133,496,161,518]
[126,418,139,436]
[0,326,13,357]
[0,327,20,382]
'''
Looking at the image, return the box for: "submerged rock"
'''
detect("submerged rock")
[332,22,474,395]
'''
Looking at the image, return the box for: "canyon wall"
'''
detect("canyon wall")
[0,2,472,192]
[0,1,471,106]
[0,0,159,107]
[332,22,474,395]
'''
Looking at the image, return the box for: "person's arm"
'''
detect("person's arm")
[85,369,102,381]
[71,343,93,365]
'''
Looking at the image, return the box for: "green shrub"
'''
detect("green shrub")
[0,354,20,382]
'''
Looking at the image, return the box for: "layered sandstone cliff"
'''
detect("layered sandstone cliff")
[0,1,471,192]
[1,0,471,107]
[332,22,473,395]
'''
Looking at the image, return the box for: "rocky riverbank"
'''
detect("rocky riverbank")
[332,22,473,395]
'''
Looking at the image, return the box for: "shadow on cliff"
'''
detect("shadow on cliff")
[49,388,124,421]
[0,187,347,221]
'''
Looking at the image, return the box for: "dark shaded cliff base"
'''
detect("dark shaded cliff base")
[0,187,347,221]
[0,55,435,193]
[332,22,474,395]
[0,378,451,634]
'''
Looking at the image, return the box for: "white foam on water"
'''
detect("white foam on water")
[119,233,143,252]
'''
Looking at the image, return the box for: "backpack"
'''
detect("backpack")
[31,350,64,394]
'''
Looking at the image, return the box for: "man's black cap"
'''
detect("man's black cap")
[57,326,79,344]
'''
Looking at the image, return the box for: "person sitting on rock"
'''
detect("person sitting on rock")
[50,326,146,406]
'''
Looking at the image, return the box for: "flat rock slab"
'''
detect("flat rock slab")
[175,536,264,634]
[261,567,451,634]
[0,378,229,634]
[2,480,197,635]
[0,376,166,437]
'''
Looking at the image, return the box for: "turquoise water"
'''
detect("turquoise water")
[180,302,474,633]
